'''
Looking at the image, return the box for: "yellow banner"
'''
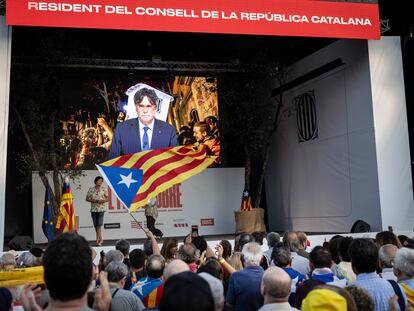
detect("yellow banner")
[0,266,44,287]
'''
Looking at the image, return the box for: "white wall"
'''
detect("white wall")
[266,38,411,232]
[369,37,414,231]
[0,17,12,251]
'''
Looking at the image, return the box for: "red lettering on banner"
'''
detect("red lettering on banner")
[6,0,380,40]
[156,184,182,208]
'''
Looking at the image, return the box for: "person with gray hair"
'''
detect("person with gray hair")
[379,244,398,281]
[163,259,190,280]
[17,251,37,268]
[226,242,264,311]
[259,266,298,310]
[0,253,17,270]
[394,247,414,308]
[104,249,124,267]
[283,231,310,276]
[199,272,224,311]
[105,261,145,311]
[263,232,281,266]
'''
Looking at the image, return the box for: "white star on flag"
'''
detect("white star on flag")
[118,172,138,189]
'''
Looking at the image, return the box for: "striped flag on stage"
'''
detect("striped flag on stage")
[55,178,75,232]
[240,189,252,212]
[97,144,215,211]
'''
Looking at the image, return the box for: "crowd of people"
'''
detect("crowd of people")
[2,230,414,310]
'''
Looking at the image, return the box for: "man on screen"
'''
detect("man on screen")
[108,87,177,159]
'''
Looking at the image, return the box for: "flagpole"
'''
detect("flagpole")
[127,211,148,234]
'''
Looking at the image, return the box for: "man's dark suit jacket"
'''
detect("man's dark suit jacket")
[108,118,177,159]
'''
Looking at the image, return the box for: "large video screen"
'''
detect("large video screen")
[59,75,220,170]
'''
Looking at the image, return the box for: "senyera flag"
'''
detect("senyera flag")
[97,144,215,212]
[55,178,75,232]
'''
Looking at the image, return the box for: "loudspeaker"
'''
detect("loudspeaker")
[350,220,371,233]
[8,236,34,251]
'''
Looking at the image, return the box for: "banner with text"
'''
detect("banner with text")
[32,168,243,243]
[7,0,380,39]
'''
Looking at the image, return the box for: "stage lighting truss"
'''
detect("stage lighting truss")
[13,56,266,74]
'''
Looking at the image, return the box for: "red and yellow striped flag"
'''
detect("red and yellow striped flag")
[240,189,252,212]
[55,179,75,232]
[97,144,215,211]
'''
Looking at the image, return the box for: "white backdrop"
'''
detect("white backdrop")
[0,17,11,252]
[32,168,244,243]
[266,38,414,232]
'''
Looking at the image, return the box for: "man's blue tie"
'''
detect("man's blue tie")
[142,126,150,151]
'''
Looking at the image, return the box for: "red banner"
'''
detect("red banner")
[6,0,380,39]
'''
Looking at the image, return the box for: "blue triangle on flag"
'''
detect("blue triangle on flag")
[98,165,143,209]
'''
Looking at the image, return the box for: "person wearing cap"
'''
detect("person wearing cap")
[259,266,298,311]
[301,289,347,311]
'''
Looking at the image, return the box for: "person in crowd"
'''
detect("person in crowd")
[398,235,414,248]
[160,238,178,263]
[301,288,347,311]
[198,257,224,282]
[335,237,356,284]
[131,254,165,308]
[85,176,108,246]
[345,285,375,311]
[259,266,297,311]
[105,261,145,311]
[0,253,17,270]
[220,239,232,262]
[350,238,407,310]
[96,117,113,151]
[20,232,111,311]
[283,231,310,276]
[193,121,220,165]
[308,246,347,287]
[314,284,358,311]
[295,246,346,308]
[115,239,131,269]
[0,287,13,311]
[328,235,343,275]
[252,232,265,245]
[393,247,414,308]
[104,250,124,267]
[17,251,38,268]
[124,248,146,290]
[379,244,398,281]
[263,232,281,266]
[296,232,309,259]
[159,271,214,311]
[271,245,305,305]
[226,242,264,311]
[177,243,198,272]
[199,272,225,311]
[163,259,190,280]
[376,231,402,248]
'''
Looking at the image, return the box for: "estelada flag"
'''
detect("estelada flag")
[240,189,252,212]
[55,178,75,232]
[97,144,215,211]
